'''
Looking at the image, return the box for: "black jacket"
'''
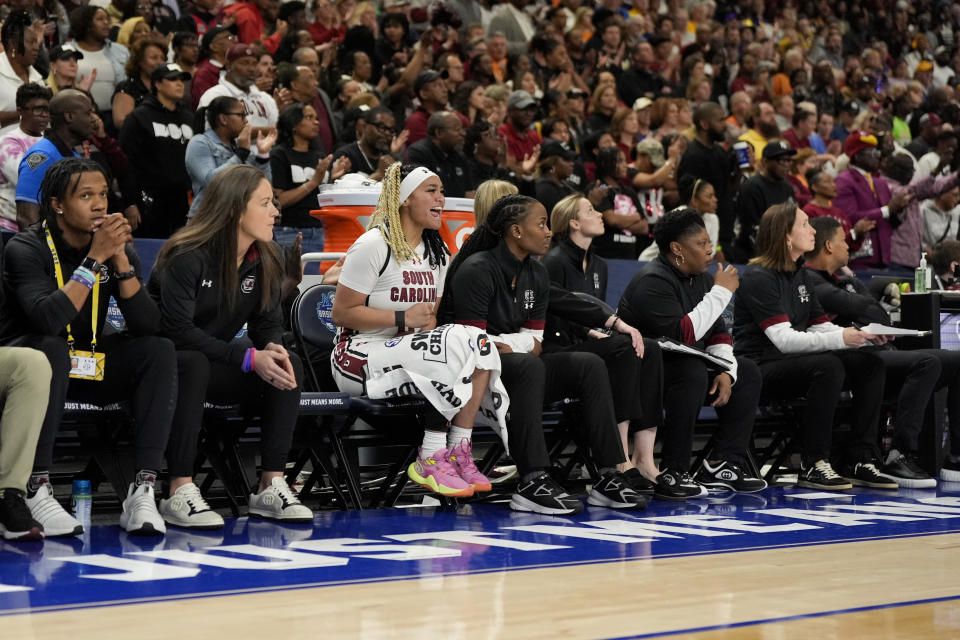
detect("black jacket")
[678,139,739,246]
[618,255,731,349]
[406,137,473,198]
[541,237,610,348]
[733,174,796,260]
[119,95,194,191]
[804,266,890,326]
[441,241,548,336]
[0,220,157,345]
[148,244,284,366]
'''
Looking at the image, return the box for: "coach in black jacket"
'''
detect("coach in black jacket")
[619,208,766,494]
[804,215,956,488]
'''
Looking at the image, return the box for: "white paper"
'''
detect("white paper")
[656,338,735,371]
[859,323,931,337]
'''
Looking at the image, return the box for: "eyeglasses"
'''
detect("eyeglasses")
[224,112,247,118]
[369,122,394,134]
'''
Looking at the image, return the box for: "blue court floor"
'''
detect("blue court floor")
[3,485,960,617]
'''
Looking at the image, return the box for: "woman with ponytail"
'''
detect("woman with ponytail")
[440,194,647,515]
[331,163,508,499]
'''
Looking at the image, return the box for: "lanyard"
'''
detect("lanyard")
[43,221,99,353]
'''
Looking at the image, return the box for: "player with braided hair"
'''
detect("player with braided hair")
[331,162,508,498]
[440,195,648,515]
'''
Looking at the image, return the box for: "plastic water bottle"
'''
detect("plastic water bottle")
[71,479,92,530]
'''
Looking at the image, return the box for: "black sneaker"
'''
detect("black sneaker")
[653,468,704,500]
[841,461,899,489]
[0,489,43,541]
[510,473,584,515]
[798,459,853,491]
[587,472,648,510]
[694,460,768,493]
[621,468,655,495]
[940,457,960,483]
[880,453,935,489]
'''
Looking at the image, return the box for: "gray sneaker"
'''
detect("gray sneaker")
[248,477,313,523]
[160,482,225,530]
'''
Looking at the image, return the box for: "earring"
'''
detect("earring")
[56,209,63,216]
[516,233,521,238]
[675,254,684,267]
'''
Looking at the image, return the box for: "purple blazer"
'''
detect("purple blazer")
[890,172,960,267]
[833,167,893,268]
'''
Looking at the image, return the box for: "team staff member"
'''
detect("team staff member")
[442,194,647,515]
[1,157,176,536]
[803,215,954,488]
[733,202,894,491]
[150,164,312,528]
[331,163,507,499]
[542,194,662,497]
[619,208,767,496]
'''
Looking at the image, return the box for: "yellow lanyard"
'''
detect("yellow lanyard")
[43,221,99,353]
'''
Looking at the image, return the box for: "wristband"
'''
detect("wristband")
[70,273,95,289]
[605,314,618,329]
[75,266,98,282]
[395,309,405,330]
[241,347,255,373]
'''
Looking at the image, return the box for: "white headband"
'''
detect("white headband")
[398,166,439,204]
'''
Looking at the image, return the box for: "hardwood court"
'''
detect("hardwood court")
[3,488,960,639]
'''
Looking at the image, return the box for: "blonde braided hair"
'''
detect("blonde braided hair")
[368,162,449,268]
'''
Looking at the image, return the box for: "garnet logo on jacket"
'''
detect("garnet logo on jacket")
[797,284,810,303]
[241,275,255,293]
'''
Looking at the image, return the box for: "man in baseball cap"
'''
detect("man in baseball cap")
[733,140,798,259]
[197,42,278,129]
[499,90,542,172]
[404,69,466,146]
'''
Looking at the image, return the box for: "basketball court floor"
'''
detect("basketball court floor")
[3,485,960,639]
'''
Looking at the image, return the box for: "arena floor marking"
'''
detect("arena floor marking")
[4,532,958,639]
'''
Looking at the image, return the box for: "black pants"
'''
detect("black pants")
[554,336,663,428]
[660,354,762,471]
[13,333,177,472]
[880,348,960,453]
[757,349,885,464]
[499,351,625,475]
[166,350,304,477]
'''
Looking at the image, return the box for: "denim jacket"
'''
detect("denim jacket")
[185,128,271,216]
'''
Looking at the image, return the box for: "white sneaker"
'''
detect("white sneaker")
[120,483,166,536]
[26,483,83,537]
[160,483,225,530]
[248,477,313,523]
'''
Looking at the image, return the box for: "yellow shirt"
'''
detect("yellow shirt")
[739,128,768,161]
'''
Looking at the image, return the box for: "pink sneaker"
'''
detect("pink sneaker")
[449,439,492,492]
[407,448,474,497]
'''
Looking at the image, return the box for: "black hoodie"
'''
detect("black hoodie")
[119,95,195,192]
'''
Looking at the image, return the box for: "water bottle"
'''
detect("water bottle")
[71,479,92,530]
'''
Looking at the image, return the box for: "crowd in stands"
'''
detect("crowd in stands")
[4,0,960,540]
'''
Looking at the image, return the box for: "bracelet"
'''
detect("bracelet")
[605,314,618,329]
[70,273,94,289]
[75,266,98,282]
[395,309,405,330]
[241,347,255,373]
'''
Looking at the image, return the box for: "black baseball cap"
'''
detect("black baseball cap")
[50,45,83,61]
[540,139,576,161]
[762,140,797,160]
[414,70,443,95]
[150,63,191,83]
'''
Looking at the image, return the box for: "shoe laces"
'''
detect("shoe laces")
[178,483,212,512]
[450,439,483,474]
[858,462,881,475]
[270,479,304,506]
[424,448,460,477]
[812,459,841,479]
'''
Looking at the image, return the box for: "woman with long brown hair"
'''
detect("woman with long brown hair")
[150,164,311,528]
[732,202,892,492]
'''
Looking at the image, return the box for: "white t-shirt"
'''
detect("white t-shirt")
[336,227,447,342]
[198,79,278,129]
[76,46,116,112]
[0,53,43,136]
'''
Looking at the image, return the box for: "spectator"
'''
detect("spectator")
[737,101,778,161]
[906,113,942,162]
[221,0,284,53]
[589,146,647,259]
[65,5,130,121]
[733,141,797,261]
[110,37,167,130]
[725,90,752,140]
[0,84,51,232]
[334,106,401,181]
[15,90,93,229]
[171,31,200,77]
[0,11,44,135]
[499,90,543,174]
[772,94,795,132]
[47,45,93,94]
[190,26,235,108]
[586,83,618,135]
[118,63,195,238]
[805,167,874,258]
[733,202,891,491]
[887,152,960,270]
[786,147,821,208]
[834,131,913,269]
[150,164,313,527]
[405,70,466,147]
[116,16,151,48]
[271,103,350,253]
[617,41,666,108]
[2,157,178,536]
[308,0,345,46]
[177,0,220,38]
[921,186,960,250]
[406,111,473,198]
[488,0,536,58]
[276,62,337,155]
[680,101,739,258]
[830,100,861,145]
[916,130,958,180]
[186,96,275,218]
[199,43,279,130]
[450,80,485,125]
[930,240,960,290]
[782,108,816,151]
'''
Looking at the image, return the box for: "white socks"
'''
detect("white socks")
[421,430,447,458]
[447,426,472,450]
